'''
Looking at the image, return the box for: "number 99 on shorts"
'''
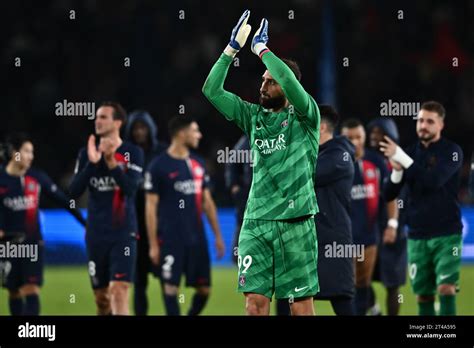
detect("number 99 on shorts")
[237,255,252,274]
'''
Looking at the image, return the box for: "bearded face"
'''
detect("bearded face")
[259,70,287,111]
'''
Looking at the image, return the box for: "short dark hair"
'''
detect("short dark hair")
[421,101,446,119]
[341,118,363,130]
[99,101,127,126]
[4,132,33,160]
[282,58,302,81]
[168,116,195,138]
[319,104,339,133]
[6,132,32,152]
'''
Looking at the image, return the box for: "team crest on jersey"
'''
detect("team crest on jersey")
[427,155,437,168]
[193,166,204,177]
[280,119,289,128]
[366,168,375,179]
[27,182,37,191]
[239,274,246,286]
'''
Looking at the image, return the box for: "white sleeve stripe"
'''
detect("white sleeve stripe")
[127,163,143,173]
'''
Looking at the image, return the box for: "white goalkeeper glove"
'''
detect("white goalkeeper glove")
[224,10,252,57]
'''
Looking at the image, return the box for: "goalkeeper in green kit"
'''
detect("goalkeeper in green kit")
[203,10,320,315]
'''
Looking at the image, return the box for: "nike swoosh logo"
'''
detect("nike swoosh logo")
[114,273,127,279]
[294,286,308,292]
[439,274,451,281]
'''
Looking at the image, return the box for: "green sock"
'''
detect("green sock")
[439,295,456,315]
[418,301,435,315]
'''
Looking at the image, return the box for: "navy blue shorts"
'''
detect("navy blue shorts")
[0,241,44,290]
[373,230,408,288]
[154,240,211,288]
[352,228,379,247]
[86,234,137,289]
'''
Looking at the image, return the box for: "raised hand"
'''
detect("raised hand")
[87,135,102,164]
[224,10,252,57]
[251,18,269,56]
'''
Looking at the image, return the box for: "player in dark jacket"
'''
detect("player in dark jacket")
[381,101,463,316]
[366,118,407,315]
[312,105,356,315]
[0,133,85,315]
[224,135,252,264]
[124,110,167,315]
[276,106,356,316]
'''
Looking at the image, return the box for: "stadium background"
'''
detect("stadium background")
[1,0,473,314]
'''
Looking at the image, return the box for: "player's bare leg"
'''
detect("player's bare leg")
[355,246,377,285]
[188,286,210,316]
[19,283,41,315]
[290,297,315,315]
[109,281,130,315]
[245,293,270,315]
[93,287,111,315]
[355,245,377,315]
[438,284,456,295]
[20,283,40,296]
[8,289,22,299]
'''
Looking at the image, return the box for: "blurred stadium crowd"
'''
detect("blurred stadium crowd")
[2,0,473,205]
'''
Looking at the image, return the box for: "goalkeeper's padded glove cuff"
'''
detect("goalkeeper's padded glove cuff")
[251,18,269,56]
[391,146,414,169]
[224,45,239,58]
[256,45,270,58]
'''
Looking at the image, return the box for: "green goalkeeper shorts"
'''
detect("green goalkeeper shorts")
[408,233,462,296]
[237,217,319,300]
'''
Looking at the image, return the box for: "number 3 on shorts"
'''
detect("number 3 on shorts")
[238,255,252,274]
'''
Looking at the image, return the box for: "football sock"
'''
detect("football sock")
[418,300,436,315]
[163,294,180,316]
[187,293,209,316]
[134,284,148,316]
[276,299,291,316]
[24,294,40,316]
[386,287,400,316]
[439,295,456,316]
[355,287,369,315]
[331,297,355,316]
[9,297,24,316]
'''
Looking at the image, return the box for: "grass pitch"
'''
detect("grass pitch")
[1,265,473,315]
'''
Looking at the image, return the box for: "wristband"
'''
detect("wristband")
[387,218,399,229]
[390,169,404,184]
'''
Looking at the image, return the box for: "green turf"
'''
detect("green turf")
[1,265,473,315]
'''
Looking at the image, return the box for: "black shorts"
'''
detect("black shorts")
[86,234,137,289]
[153,240,210,288]
[0,241,44,290]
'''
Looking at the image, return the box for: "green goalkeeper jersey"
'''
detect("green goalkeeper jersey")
[203,52,320,220]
